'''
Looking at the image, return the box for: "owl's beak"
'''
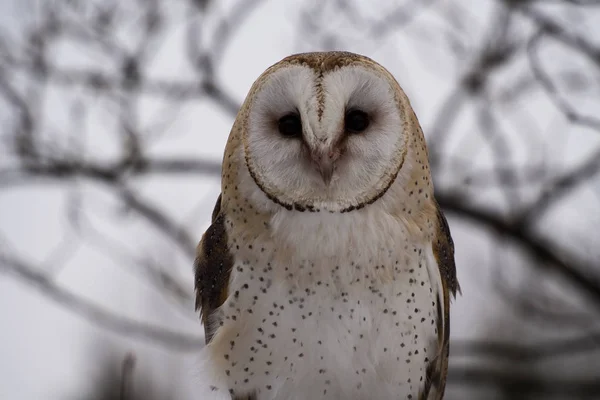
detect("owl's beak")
[318,158,335,185]
[312,148,338,185]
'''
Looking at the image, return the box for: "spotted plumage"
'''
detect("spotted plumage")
[195,51,459,400]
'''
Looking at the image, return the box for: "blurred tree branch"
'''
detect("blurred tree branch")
[447,367,600,398]
[452,332,600,362]
[0,251,203,350]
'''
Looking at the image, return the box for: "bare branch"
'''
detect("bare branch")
[447,366,600,396]
[439,195,600,309]
[519,5,600,69]
[527,32,600,133]
[209,0,266,65]
[118,186,197,258]
[518,147,600,224]
[0,157,222,188]
[120,353,136,400]
[452,332,600,361]
[0,254,203,350]
[368,0,439,39]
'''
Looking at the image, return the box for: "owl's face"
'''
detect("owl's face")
[242,53,408,213]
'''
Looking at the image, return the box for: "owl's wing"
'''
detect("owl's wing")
[194,194,235,344]
[420,200,460,400]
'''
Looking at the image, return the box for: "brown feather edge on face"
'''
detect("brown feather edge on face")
[194,194,235,344]
[244,144,405,214]
[419,200,460,399]
[241,51,409,214]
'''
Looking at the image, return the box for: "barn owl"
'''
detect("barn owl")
[194,51,460,400]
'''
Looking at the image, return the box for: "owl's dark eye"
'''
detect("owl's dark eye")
[345,109,370,133]
[278,114,303,138]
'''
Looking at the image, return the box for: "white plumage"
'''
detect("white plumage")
[194,51,459,400]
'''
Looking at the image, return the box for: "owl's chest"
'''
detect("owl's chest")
[206,238,440,400]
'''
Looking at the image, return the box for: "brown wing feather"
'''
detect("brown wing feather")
[194,194,234,344]
[420,201,460,400]
[432,200,460,297]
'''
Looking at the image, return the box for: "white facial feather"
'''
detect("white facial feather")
[244,64,406,213]
[321,67,405,192]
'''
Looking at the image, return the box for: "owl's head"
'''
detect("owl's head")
[230,52,427,214]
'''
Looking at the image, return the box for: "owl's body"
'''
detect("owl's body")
[195,52,459,400]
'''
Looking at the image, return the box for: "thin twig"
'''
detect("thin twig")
[0,254,204,350]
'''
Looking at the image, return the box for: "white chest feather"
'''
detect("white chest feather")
[202,209,442,400]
